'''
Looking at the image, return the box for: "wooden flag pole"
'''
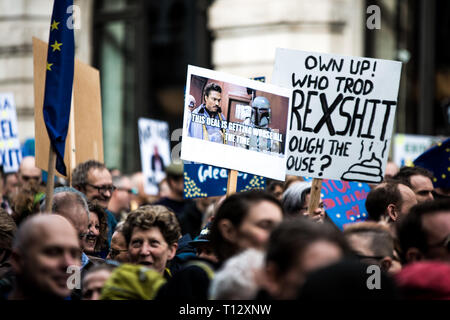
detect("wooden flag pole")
[68,91,76,186]
[307,178,323,214]
[226,169,238,197]
[44,146,57,212]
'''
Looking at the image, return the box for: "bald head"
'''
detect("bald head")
[11,214,81,299]
[13,214,78,253]
[18,156,42,186]
[366,181,417,222]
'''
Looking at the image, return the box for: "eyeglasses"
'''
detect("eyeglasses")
[108,248,128,258]
[428,234,450,252]
[86,183,116,194]
[21,175,41,182]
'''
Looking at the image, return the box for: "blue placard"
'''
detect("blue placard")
[184,163,265,198]
[304,177,370,230]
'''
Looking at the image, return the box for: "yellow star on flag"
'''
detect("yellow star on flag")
[51,40,63,52]
[47,62,53,71]
[51,20,60,31]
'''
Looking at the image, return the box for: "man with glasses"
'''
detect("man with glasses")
[72,160,118,245]
[108,175,134,222]
[397,199,450,264]
[18,156,42,188]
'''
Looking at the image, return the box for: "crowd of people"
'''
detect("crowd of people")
[0,156,449,300]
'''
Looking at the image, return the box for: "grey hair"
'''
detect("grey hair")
[112,175,130,189]
[209,249,265,300]
[114,220,125,233]
[40,186,89,219]
[282,181,312,216]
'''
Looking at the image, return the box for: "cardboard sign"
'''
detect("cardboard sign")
[183,163,265,198]
[0,93,22,173]
[304,177,370,230]
[393,133,440,167]
[138,118,171,195]
[33,37,104,179]
[272,48,402,183]
[181,65,291,181]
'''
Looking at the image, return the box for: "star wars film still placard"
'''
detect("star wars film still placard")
[181,65,292,181]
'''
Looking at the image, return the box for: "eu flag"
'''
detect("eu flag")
[413,138,450,189]
[43,0,74,176]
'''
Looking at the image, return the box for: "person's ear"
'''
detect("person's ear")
[386,204,398,221]
[9,250,24,274]
[167,243,178,260]
[261,262,282,297]
[218,219,237,244]
[405,247,423,263]
[166,178,175,190]
[380,256,393,273]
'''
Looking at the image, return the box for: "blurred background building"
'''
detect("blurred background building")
[0,0,448,173]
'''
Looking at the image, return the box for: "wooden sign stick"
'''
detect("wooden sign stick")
[68,92,76,186]
[44,146,57,212]
[307,178,323,214]
[226,169,238,197]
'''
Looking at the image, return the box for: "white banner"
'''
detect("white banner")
[0,93,22,173]
[138,118,171,195]
[272,48,402,183]
[393,134,442,167]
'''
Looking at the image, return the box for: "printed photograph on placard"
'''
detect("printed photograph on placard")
[181,66,291,181]
[186,75,288,156]
[138,118,171,195]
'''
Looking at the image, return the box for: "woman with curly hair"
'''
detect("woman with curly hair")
[83,203,109,259]
[122,205,181,278]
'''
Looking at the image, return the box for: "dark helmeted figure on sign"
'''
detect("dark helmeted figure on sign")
[246,96,280,154]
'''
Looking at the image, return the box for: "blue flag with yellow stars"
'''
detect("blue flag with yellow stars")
[413,138,450,189]
[43,0,74,176]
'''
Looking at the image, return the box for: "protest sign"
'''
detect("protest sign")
[181,65,292,181]
[304,177,370,230]
[393,133,441,168]
[0,93,22,173]
[183,163,265,198]
[272,48,402,183]
[138,118,171,195]
[33,37,104,179]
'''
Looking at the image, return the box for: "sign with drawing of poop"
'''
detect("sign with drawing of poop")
[341,152,383,183]
[272,48,402,183]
